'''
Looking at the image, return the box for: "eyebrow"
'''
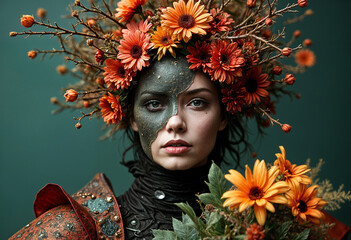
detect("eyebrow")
[182,88,213,96]
[140,90,168,97]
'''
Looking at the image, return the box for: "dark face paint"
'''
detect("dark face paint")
[133,55,196,160]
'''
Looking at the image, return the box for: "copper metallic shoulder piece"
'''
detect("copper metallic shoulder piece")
[9,173,124,240]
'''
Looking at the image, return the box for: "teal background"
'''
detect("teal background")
[1,0,350,239]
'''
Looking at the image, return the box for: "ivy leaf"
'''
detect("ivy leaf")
[233,235,247,240]
[276,221,292,240]
[291,229,310,240]
[152,229,178,240]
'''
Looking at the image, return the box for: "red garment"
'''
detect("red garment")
[10,173,124,240]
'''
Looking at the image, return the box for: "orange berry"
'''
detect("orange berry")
[265,18,273,26]
[9,31,18,37]
[36,8,46,19]
[83,101,91,108]
[298,0,308,8]
[21,15,35,28]
[262,29,271,39]
[87,18,96,27]
[252,152,257,158]
[281,47,292,57]
[50,97,59,104]
[272,66,282,75]
[56,65,68,75]
[95,49,104,63]
[96,77,105,86]
[293,30,301,38]
[247,0,256,8]
[284,73,295,85]
[282,124,292,133]
[64,89,78,102]
[75,122,82,129]
[303,38,312,46]
[27,50,37,59]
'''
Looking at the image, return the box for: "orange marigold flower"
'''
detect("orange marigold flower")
[161,0,212,43]
[242,67,270,105]
[151,26,180,61]
[209,9,234,34]
[115,0,147,23]
[209,40,245,84]
[286,184,326,224]
[103,58,135,90]
[64,89,78,102]
[221,83,246,114]
[186,41,212,73]
[21,15,35,28]
[295,49,316,67]
[99,93,125,124]
[222,159,290,226]
[274,146,312,188]
[117,30,153,71]
[246,223,265,240]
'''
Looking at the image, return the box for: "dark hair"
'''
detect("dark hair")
[121,74,250,169]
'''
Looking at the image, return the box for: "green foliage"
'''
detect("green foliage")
[291,229,310,240]
[153,229,178,240]
[172,215,199,240]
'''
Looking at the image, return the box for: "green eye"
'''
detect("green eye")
[145,100,163,112]
[192,100,203,107]
[189,99,207,109]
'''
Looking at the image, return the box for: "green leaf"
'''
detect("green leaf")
[207,162,228,200]
[276,221,292,240]
[291,229,310,240]
[172,216,199,240]
[198,193,223,209]
[205,211,225,235]
[152,229,178,240]
[233,235,247,240]
[175,202,206,237]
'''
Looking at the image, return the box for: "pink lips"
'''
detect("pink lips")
[162,139,191,154]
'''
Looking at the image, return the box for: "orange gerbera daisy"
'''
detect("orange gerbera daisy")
[286,184,326,224]
[186,41,212,73]
[209,9,234,34]
[161,0,212,43]
[103,58,135,90]
[242,67,270,105]
[117,30,153,71]
[99,92,125,124]
[295,49,316,67]
[221,83,246,114]
[209,40,246,84]
[115,0,147,23]
[274,146,312,188]
[151,26,180,60]
[222,160,290,226]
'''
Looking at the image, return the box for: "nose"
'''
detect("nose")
[165,113,186,133]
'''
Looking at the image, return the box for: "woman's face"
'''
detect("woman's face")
[132,69,227,170]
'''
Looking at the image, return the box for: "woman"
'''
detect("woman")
[9,0,350,239]
[9,55,241,239]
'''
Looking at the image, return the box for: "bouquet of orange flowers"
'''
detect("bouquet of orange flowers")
[153,146,351,240]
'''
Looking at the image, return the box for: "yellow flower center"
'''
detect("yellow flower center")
[178,14,195,29]
[249,187,263,200]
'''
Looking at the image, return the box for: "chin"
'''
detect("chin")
[155,157,206,171]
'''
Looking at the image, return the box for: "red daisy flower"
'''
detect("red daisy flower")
[221,83,246,114]
[103,58,135,90]
[99,93,125,124]
[209,40,246,84]
[209,9,234,34]
[242,67,270,105]
[186,41,212,73]
[117,30,153,71]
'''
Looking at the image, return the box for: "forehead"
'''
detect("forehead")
[135,56,195,96]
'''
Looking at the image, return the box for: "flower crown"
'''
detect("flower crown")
[12,0,315,138]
